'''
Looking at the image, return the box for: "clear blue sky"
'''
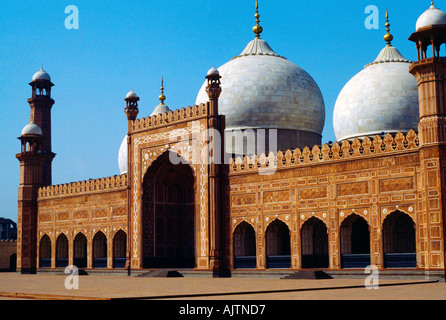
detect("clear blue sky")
[0,0,433,222]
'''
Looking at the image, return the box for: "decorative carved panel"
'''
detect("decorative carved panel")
[231,193,256,206]
[337,181,369,197]
[263,190,290,203]
[379,177,414,192]
[299,187,327,200]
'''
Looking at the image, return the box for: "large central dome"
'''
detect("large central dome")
[195,8,325,153]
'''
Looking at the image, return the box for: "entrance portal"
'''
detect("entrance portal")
[143,151,195,268]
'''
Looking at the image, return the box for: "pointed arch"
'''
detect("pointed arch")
[340,213,371,268]
[382,210,416,268]
[39,234,51,268]
[55,233,68,268]
[143,150,196,268]
[73,232,87,268]
[301,216,329,268]
[92,231,107,268]
[233,221,256,269]
[113,230,127,268]
[265,219,291,269]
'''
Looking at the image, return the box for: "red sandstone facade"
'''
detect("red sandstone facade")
[15,19,446,276]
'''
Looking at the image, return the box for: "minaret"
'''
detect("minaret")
[124,89,140,274]
[409,3,446,144]
[409,3,446,271]
[124,90,140,121]
[27,68,56,186]
[16,122,46,274]
[205,66,224,272]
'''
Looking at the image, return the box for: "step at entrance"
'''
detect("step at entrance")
[282,270,332,279]
[136,270,183,278]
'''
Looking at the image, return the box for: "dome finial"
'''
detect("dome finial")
[159,77,166,103]
[384,9,394,46]
[253,0,263,38]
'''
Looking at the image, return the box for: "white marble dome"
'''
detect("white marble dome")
[151,102,171,116]
[21,122,42,136]
[333,45,419,142]
[32,68,51,81]
[195,37,325,137]
[118,136,127,174]
[416,3,446,31]
[126,90,138,99]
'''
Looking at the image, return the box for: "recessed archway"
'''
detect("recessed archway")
[39,234,51,268]
[265,219,291,269]
[92,231,107,268]
[233,221,256,269]
[383,210,416,268]
[73,233,87,268]
[340,214,370,268]
[301,217,329,269]
[113,230,127,268]
[143,151,195,268]
[55,233,68,268]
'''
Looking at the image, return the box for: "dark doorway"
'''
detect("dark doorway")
[55,234,68,268]
[143,151,195,268]
[73,233,87,268]
[301,217,329,268]
[233,222,256,269]
[9,254,16,272]
[265,219,291,269]
[340,214,371,268]
[113,230,127,268]
[383,211,416,268]
[93,231,107,268]
[39,234,51,268]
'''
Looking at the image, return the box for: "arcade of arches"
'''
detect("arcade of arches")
[37,205,417,270]
[38,230,127,269]
[231,210,416,270]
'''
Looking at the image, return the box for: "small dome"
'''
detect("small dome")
[32,68,51,81]
[207,66,220,76]
[21,122,42,136]
[126,90,138,99]
[333,45,418,141]
[118,136,127,174]
[416,4,446,30]
[151,102,171,116]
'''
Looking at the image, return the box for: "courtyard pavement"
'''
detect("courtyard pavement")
[0,272,445,300]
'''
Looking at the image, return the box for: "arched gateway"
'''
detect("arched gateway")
[142,151,195,268]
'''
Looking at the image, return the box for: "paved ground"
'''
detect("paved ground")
[0,272,445,300]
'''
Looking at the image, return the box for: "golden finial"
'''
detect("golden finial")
[384,9,394,46]
[253,0,263,38]
[159,77,166,103]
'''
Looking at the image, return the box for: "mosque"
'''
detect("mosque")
[15,2,446,277]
